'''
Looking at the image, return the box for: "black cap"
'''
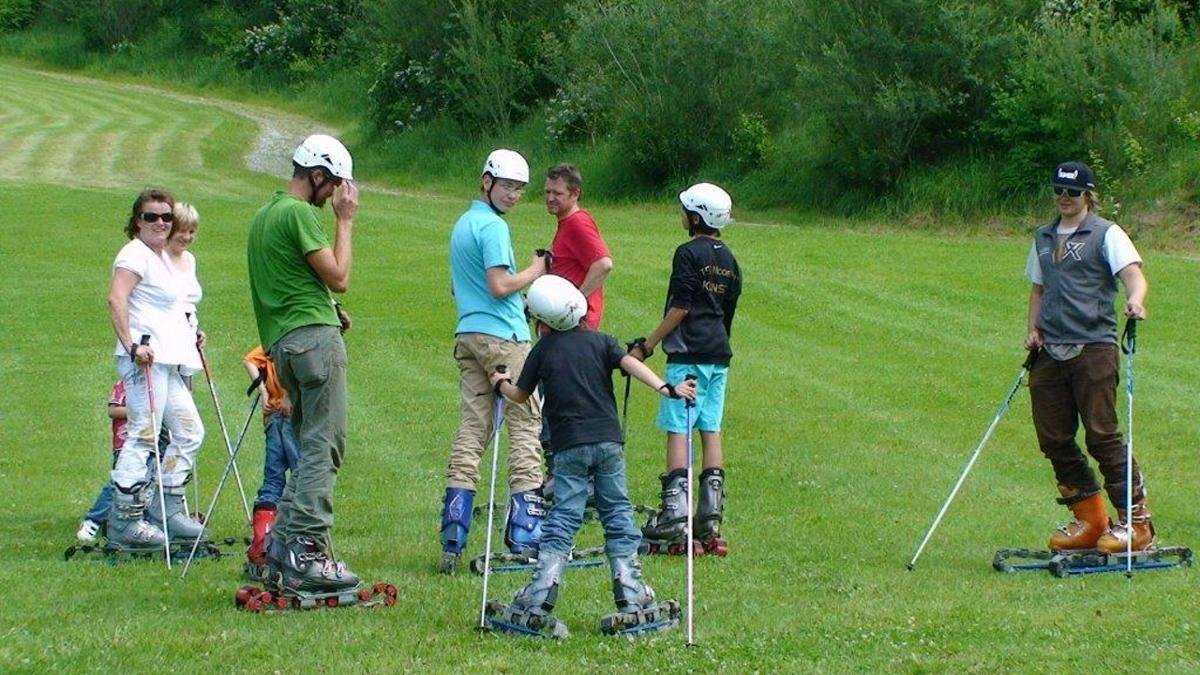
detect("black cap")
[1051,162,1096,190]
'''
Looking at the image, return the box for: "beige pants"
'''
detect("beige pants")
[447,333,543,493]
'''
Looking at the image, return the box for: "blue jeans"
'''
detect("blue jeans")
[541,441,640,558]
[254,413,301,508]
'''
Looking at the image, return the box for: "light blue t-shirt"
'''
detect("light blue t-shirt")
[450,200,531,341]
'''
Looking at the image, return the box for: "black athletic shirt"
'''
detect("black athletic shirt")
[516,329,626,452]
[661,236,742,365]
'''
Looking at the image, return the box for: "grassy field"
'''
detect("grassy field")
[1,60,1199,672]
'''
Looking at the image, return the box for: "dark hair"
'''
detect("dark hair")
[545,163,583,194]
[125,188,176,240]
[684,209,720,237]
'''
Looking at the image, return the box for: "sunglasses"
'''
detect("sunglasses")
[141,211,175,223]
[1052,186,1084,198]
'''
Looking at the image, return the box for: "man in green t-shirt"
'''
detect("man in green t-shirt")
[247,134,361,594]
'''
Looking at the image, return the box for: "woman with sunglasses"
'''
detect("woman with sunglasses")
[1022,161,1152,555]
[105,188,207,549]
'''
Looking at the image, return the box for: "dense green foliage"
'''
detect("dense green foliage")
[2,0,1199,224]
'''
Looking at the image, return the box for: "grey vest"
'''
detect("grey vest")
[1033,213,1118,345]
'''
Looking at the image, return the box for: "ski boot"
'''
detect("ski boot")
[641,470,699,555]
[504,489,546,556]
[696,468,728,556]
[599,555,679,636]
[1096,497,1156,554]
[244,504,277,581]
[105,484,167,552]
[76,519,102,545]
[147,484,209,544]
[484,550,570,639]
[438,488,473,574]
[1048,486,1110,551]
[266,536,360,594]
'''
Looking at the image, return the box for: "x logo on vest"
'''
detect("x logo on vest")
[1064,241,1086,262]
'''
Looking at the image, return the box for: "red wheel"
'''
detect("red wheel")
[326,596,339,608]
[358,589,373,602]
[259,591,273,604]
[245,597,263,612]
[314,598,325,608]
[384,594,396,607]
[385,584,397,597]
[374,582,387,594]
[236,587,255,606]
[275,596,290,610]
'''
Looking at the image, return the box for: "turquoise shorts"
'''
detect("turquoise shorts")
[656,363,729,434]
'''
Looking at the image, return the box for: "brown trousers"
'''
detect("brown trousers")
[1029,343,1143,506]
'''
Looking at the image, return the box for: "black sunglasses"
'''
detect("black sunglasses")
[1052,186,1084,198]
[141,211,175,223]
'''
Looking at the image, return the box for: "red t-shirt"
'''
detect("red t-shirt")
[550,209,610,330]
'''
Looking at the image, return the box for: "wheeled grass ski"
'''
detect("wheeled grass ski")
[469,545,605,575]
[993,546,1192,576]
[599,599,681,636]
[64,536,245,563]
[235,581,397,612]
[482,600,570,639]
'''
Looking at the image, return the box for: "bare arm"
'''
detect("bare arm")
[632,307,689,360]
[108,404,126,421]
[108,268,154,366]
[577,256,613,297]
[1024,284,1044,350]
[493,379,532,404]
[305,182,358,293]
[1117,263,1148,319]
[619,355,696,400]
[486,251,547,299]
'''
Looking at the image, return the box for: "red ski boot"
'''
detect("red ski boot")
[244,505,276,580]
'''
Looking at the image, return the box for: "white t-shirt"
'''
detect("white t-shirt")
[112,238,202,373]
[1024,223,1142,285]
[173,250,203,330]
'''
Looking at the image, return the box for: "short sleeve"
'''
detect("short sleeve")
[1024,241,1042,285]
[293,205,330,255]
[479,219,514,271]
[565,215,610,266]
[516,341,544,393]
[113,243,147,278]
[1103,226,1142,276]
[604,334,625,370]
[109,381,125,406]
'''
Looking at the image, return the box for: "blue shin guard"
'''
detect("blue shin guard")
[441,488,474,554]
[504,490,545,555]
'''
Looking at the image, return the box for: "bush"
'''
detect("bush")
[235,0,361,75]
[985,1,1197,192]
[366,50,447,133]
[0,0,34,32]
[69,0,165,50]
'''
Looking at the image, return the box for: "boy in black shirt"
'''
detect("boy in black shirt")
[486,274,695,637]
[629,182,742,556]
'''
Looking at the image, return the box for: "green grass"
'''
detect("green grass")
[2,59,1200,672]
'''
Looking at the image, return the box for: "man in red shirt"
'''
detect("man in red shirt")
[544,164,612,329]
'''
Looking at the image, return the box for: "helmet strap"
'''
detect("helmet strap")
[483,174,504,215]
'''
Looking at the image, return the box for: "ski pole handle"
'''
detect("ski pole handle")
[1122,318,1138,355]
[684,374,697,408]
[536,248,553,270]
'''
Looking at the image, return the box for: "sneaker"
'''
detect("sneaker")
[76,519,102,544]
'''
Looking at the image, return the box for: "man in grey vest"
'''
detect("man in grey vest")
[1023,161,1152,554]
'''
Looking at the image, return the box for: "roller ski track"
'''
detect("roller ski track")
[64,536,247,564]
[235,582,398,612]
[993,545,1192,576]
[636,505,728,557]
[470,546,605,575]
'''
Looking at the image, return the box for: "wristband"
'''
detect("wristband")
[627,337,653,359]
[128,342,139,361]
[659,383,679,399]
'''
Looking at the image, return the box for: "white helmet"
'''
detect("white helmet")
[482,149,529,183]
[293,134,354,180]
[527,275,587,331]
[679,182,733,229]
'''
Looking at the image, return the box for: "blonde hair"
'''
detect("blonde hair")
[170,201,200,238]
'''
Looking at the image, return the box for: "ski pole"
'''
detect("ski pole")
[1121,318,1137,576]
[684,373,697,647]
[197,344,252,524]
[907,349,1039,571]
[479,365,507,629]
[181,390,261,579]
[140,335,173,569]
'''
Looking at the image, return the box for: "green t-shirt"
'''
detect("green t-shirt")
[247,191,339,349]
